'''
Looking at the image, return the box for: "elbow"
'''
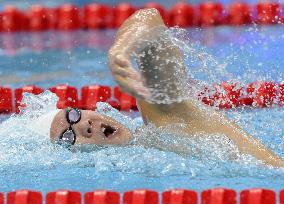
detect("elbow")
[127,8,165,27]
[134,8,161,18]
[137,8,165,25]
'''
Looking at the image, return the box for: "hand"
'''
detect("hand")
[107,8,165,100]
[108,50,150,99]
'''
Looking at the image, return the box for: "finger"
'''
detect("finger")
[113,69,148,94]
[115,54,131,68]
[127,68,145,82]
[113,71,150,99]
[116,76,145,98]
[132,81,151,96]
[112,66,144,82]
[115,75,150,99]
[109,54,146,83]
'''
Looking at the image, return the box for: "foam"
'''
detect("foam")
[27,109,60,138]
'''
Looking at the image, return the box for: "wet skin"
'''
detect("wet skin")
[50,110,132,145]
[49,8,284,167]
[107,8,284,167]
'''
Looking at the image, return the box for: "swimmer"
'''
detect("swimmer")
[49,8,284,167]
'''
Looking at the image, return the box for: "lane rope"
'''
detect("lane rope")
[0,82,283,114]
[1,188,281,204]
[0,2,283,32]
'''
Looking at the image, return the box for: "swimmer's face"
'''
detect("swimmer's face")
[50,109,133,146]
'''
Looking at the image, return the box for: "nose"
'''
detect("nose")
[75,119,93,138]
[88,120,92,125]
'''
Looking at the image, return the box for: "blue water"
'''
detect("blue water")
[0,25,284,196]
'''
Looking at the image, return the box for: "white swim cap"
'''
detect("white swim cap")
[27,109,61,138]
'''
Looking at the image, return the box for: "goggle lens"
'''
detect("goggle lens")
[58,108,82,146]
[68,109,81,124]
[61,129,75,145]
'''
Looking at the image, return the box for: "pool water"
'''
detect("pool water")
[0,26,284,194]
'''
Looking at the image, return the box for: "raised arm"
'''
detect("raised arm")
[108,8,166,99]
[108,8,191,123]
[108,8,284,168]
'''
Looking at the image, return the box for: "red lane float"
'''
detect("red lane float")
[237,83,253,107]
[106,99,121,110]
[239,82,257,107]
[123,189,159,204]
[227,3,252,25]
[199,82,242,109]
[0,13,2,32]
[201,188,237,204]
[212,82,243,109]
[199,81,281,109]
[112,3,136,28]
[198,2,224,26]
[256,3,281,24]
[169,2,194,27]
[83,4,112,29]
[57,4,81,30]
[114,86,137,111]
[19,11,30,31]
[221,82,243,107]
[1,81,284,115]
[81,85,111,109]
[7,190,42,204]
[1,188,284,203]
[46,190,81,204]
[49,85,78,109]
[0,193,3,204]
[46,8,59,29]
[162,189,197,204]
[15,85,44,113]
[198,85,215,107]
[240,189,276,204]
[28,5,49,31]
[1,2,284,32]
[2,6,23,32]
[243,82,277,107]
[84,190,120,204]
[0,87,13,114]
[238,96,254,107]
[279,83,284,106]
[254,82,277,107]
[280,189,284,204]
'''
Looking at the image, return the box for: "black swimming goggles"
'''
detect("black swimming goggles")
[58,108,81,146]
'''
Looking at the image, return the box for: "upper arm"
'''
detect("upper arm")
[108,8,165,64]
[115,8,165,39]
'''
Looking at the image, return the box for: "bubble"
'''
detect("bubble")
[1,26,284,192]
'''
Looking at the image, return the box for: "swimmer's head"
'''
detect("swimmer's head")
[50,109,133,146]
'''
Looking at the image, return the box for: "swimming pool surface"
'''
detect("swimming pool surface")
[0,26,284,195]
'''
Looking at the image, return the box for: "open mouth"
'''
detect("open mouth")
[101,124,117,138]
